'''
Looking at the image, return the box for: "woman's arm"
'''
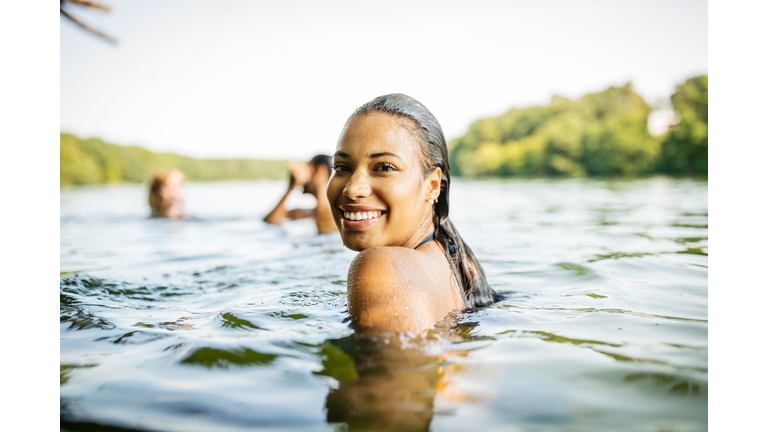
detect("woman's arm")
[264,162,314,224]
[346,246,463,334]
[263,183,298,224]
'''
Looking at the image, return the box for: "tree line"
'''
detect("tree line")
[60,134,288,185]
[61,75,706,185]
[448,75,707,177]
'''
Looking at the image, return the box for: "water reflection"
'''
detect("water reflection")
[60,364,97,385]
[181,347,277,368]
[94,331,169,345]
[516,330,623,348]
[219,312,263,330]
[321,335,440,431]
[623,373,702,397]
[60,308,114,331]
[321,324,478,432]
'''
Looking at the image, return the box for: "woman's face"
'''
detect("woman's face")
[327,112,436,251]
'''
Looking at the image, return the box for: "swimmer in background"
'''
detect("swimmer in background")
[327,94,500,335]
[149,169,186,219]
[264,155,338,234]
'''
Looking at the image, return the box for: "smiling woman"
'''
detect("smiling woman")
[327,94,500,334]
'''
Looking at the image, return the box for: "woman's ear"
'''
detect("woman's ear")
[427,167,442,200]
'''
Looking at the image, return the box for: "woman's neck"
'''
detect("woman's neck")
[401,211,435,249]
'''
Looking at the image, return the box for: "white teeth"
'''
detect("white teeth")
[342,210,383,220]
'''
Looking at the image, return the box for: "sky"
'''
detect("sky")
[60,0,708,160]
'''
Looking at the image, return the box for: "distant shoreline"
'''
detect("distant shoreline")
[60,133,289,186]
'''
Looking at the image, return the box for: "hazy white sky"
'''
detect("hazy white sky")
[60,0,707,160]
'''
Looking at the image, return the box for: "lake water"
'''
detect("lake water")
[60,177,708,432]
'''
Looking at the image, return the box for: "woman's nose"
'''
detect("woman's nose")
[343,170,371,200]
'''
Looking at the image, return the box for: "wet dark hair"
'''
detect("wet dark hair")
[309,154,332,173]
[349,94,500,308]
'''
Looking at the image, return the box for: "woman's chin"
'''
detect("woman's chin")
[341,232,379,252]
[341,237,367,252]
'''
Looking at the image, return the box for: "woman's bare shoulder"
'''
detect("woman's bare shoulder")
[346,246,461,334]
[350,246,439,285]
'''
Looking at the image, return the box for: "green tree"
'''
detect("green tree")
[657,75,708,175]
[60,134,102,185]
[580,85,661,176]
[449,83,661,177]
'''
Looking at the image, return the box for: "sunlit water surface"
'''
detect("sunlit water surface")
[60,178,707,432]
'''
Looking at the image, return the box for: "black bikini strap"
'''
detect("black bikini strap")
[415,234,434,249]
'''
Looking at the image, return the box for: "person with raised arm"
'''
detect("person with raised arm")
[264,155,337,234]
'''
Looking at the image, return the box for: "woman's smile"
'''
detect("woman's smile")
[339,205,387,230]
[343,211,382,221]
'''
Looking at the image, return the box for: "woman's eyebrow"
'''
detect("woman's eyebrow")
[334,151,403,161]
[369,152,402,161]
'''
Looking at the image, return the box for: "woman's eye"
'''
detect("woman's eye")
[332,164,350,173]
[374,162,396,172]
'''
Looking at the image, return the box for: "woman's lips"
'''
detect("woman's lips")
[340,209,386,230]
